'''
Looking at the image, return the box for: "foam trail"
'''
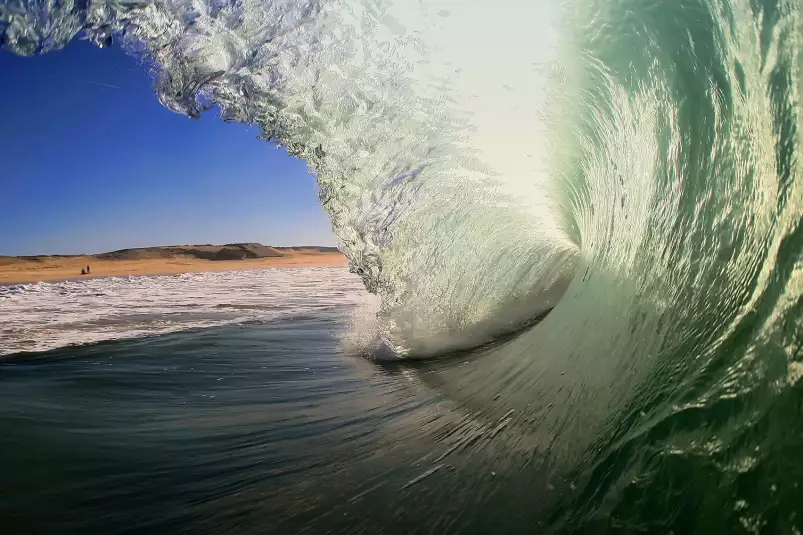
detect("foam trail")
[0,267,364,355]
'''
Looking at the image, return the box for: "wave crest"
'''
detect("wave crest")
[2,0,800,359]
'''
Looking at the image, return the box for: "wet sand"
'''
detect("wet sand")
[0,250,347,284]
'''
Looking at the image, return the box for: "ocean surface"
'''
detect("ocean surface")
[2,0,803,533]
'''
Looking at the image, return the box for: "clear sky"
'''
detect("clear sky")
[0,39,335,256]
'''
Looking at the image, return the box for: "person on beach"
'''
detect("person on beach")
[81,268,86,275]
[86,264,91,274]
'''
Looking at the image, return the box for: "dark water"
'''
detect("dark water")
[1,316,428,534]
[4,315,801,534]
[2,316,574,535]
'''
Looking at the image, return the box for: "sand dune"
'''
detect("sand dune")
[0,244,347,284]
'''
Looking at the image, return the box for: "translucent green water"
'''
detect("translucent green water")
[1,0,801,532]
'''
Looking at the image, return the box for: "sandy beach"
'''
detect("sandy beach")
[0,247,347,284]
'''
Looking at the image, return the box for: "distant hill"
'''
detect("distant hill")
[0,243,341,263]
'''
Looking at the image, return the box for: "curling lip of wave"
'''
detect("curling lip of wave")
[3,0,803,532]
[2,0,580,357]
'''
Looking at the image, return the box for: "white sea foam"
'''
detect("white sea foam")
[0,267,366,356]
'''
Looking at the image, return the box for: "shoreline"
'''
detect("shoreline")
[0,252,348,284]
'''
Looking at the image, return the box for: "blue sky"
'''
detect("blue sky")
[0,39,335,256]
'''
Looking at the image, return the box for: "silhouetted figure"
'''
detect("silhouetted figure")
[86,264,91,274]
[81,268,86,275]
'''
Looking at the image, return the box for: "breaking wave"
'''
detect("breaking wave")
[3,0,803,530]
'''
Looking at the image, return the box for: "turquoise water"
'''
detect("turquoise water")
[2,0,803,532]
